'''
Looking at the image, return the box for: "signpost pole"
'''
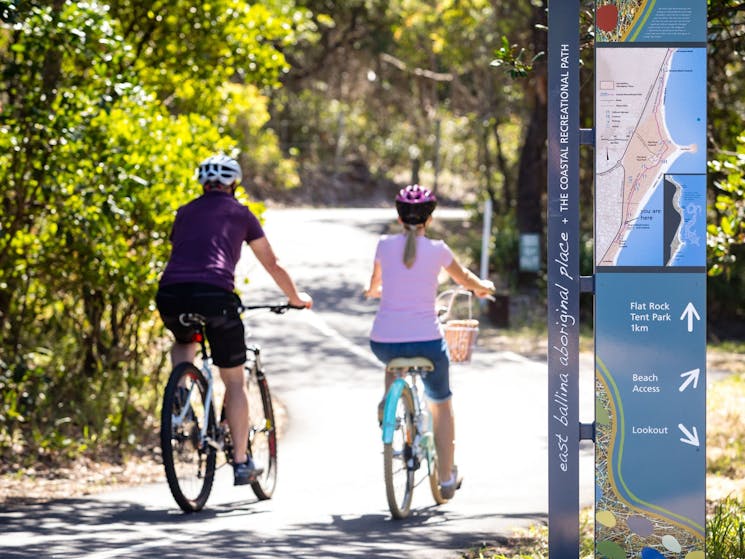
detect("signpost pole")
[546,1,581,557]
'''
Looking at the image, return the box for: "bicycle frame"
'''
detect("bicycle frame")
[163,302,293,512]
[381,370,435,471]
[381,377,408,443]
[175,307,282,456]
[172,330,224,452]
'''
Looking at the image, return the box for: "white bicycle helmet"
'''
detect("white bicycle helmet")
[197,154,242,186]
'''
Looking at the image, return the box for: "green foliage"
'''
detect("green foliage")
[0,0,300,461]
[707,130,745,328]
[708,130,745,277]
[490,36,544,79]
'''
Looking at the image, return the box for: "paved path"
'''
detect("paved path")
[0,208,594,558]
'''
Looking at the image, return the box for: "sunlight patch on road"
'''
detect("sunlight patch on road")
[300,310,381,367]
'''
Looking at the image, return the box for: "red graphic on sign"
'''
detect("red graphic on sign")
[597,5,619,33]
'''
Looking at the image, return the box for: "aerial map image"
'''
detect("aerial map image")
[594,47,706,268]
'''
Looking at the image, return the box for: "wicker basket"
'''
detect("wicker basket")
[443,319,479,363]
[437,288,481,363]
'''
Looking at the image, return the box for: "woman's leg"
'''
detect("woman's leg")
[371,341,402,422]
[430,398,455,482]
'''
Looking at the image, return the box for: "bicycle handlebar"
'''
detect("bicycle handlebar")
[238,303,306,314]
[437,287,496,302]
[178,303,303,327]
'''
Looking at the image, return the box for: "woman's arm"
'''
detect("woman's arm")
[248,236,313,308]
[444,257,495,297]
[363,260,383,298]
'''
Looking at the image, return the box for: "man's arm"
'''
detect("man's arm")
[248,236,312,308]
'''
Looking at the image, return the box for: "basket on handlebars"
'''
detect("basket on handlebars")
[438,290,479,363]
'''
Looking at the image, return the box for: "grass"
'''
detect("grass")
[462,509,595,559]
[708,497,745,559]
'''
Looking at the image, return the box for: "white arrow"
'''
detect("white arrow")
[679,368,701,392]
[680,302,701,333]
[678,424,700,448]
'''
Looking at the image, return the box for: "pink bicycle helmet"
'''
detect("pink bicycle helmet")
[395,184,437,225]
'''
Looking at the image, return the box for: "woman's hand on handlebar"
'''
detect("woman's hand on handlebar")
[289,291,313,309]
[472,279,496,299]
[363,285,381,299]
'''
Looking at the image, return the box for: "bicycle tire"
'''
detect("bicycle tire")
[427,444,448,505]
[161,362,217,512]
[383,385,416,519]
[247,365,278,500]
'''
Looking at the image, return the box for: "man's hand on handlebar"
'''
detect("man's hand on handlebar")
[289,291,313,309]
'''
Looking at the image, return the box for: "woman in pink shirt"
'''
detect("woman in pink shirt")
[364,185,494,500]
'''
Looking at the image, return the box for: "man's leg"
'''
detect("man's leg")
[219,365,249,464]
[171,342,196,367]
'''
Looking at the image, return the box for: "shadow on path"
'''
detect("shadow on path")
[0,496,547,559]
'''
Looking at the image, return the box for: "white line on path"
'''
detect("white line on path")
[299,309,382,367]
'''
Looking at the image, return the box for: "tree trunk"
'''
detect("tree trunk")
[515,4,548,288]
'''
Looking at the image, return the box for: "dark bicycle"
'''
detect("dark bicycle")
[160,303,299,512]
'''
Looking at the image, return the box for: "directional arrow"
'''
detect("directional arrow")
[680,302,701,333]
[679,368,701,392]
[678,424,700,448]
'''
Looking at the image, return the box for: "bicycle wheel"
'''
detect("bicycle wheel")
[246,365,277,500]
[383,385,416,519]
[161,362,216,512]
[427,443,448,505]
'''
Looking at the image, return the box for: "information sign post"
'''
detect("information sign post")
[548,2,707,558]
[593,2,707,558]
[546,1,581,557]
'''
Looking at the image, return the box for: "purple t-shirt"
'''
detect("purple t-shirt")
[159,191,265,292]
[370,234,454,343]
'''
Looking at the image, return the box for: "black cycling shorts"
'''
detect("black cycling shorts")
[156,283,246,368]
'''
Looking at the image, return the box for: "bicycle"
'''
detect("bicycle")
[160,302,299,513]
[380,288,483,519]
[381,356,447,519]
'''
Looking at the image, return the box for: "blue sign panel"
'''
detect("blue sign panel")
[595,272,706,557]
[591,2,706,559]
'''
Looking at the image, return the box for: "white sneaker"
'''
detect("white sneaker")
[439,466,462,500]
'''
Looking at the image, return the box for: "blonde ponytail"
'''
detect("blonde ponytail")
[403,224,419,268]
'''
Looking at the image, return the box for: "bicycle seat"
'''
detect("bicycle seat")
[386,357,435,374]
[179,313,207,327]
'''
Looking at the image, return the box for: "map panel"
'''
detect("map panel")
[595,47,706,267]
[596,0,707,43]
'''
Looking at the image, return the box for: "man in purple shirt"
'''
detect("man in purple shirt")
[156,154,312,485]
